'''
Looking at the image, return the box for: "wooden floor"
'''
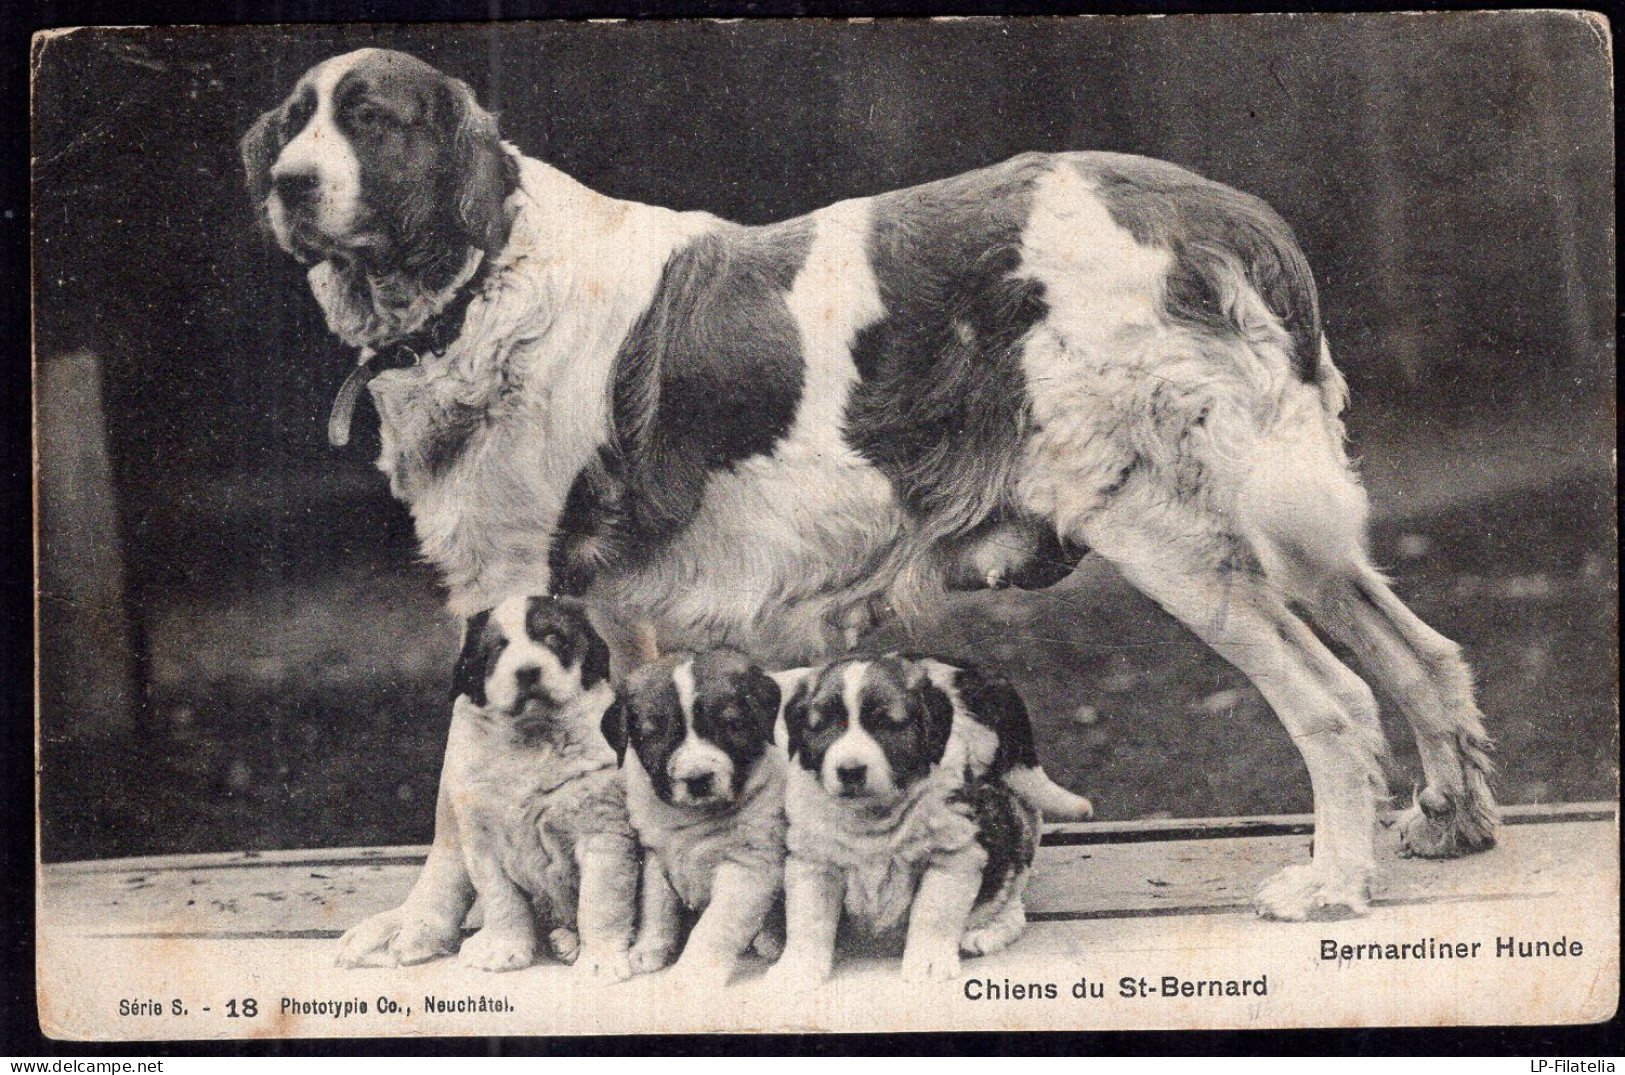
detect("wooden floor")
[37,802,1620,1039]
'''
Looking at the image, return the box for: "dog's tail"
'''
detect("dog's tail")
[1004,765,1093,821]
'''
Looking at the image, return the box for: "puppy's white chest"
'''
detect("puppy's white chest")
[840,853,924,935]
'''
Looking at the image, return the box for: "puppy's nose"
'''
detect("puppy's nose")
[272,168,319,208]
[682,773,715,798]
[836,763,867,791]
[514,665,542,698]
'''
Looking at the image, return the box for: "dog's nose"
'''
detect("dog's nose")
[836,763,867,791]
[272,168,320,208]
[514,665,542,697]
[682,773,714,798]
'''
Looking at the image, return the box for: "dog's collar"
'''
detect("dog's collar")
[327,251,489,448]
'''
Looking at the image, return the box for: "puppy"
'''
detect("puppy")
[336,595,639,978]
[766,655,1089,987]
[600,649,788,983]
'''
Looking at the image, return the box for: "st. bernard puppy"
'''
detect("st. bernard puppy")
[601,649,789,983]
[767,655,1063,986]
[334,595,639,980]
[243,49,1498,945]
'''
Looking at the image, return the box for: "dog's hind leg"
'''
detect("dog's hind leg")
[1233,410,1498,858]
[1081,501,1388,920]
[1310,567,1498,857]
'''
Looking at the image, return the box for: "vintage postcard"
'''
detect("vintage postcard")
[31,13,1617,1040]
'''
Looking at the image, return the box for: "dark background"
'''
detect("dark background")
[32,15,1615,861]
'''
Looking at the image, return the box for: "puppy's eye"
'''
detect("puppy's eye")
[540,631,565,653]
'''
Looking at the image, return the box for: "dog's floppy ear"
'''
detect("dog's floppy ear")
[600,697,629,765]
[951,662,1039,774]
[780,677,812,761]
[914,673,956,766]
[450,609,493,706]
[580,627,612,692]
[739,665,782,743]
[439,76,514,255]
[240,107,282,229]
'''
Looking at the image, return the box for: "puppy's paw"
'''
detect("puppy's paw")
[549,927,581,965]
[335,907,459,968]
[749,928,785,963]
[574,944,633,984]
[1254,863,1370,921]
[760,959,828,996]
[628,942,676,976]
[458,926,537,972]
[901,946,961,983]
[960,916,1024,957]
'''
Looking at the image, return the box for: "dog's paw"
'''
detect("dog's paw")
[760,959,828,996]
[1396,788,1498,859]
[549,927,581,965]
[335,907,460,968]
[901,946,961,983]
[1254,863,1370,921]
[458,926,537,972]
[959,918,1024,957]
[574,944,633,984]
[749,929,785,962]
[628,942,676,976]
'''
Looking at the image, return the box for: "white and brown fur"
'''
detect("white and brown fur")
[767,655,1074,986]
[246,50,1497,940]
[334,595,639,979]
[601,649,788,983]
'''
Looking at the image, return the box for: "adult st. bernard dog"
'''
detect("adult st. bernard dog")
[241,48,1497,948]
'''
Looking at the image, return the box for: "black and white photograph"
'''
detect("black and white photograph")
[29,12,1617,1039]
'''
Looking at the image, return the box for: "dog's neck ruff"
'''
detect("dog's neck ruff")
[327,248,488,447]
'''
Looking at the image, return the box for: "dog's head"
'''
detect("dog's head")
[780,656,955,808]
[240,48,516,283]
[601,648,781,811]
[452,595,611,715]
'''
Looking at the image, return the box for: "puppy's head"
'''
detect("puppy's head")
[780,657,955,808]
[601,648,780,811]
[452,595,611,715]
[241,48,516,281]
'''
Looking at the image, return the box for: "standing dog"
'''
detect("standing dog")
[245,49,1497,941]
[601,649,788,983]
[335,595,639,979]
[767,655,1078,986]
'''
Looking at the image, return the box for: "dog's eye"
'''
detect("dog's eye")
[349,100,391,128]
[540,630,565,652]
[280,98,313,138]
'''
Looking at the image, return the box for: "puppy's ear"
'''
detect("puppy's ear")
[600,697,629,765]
[740,665,782,743]
[780,678,812,761]
[915,676,956,766]
[580,627,612,691]
[240,107,281,229]
[439,77,515,255]
[952,663,1039,773]
[450,609,492,706]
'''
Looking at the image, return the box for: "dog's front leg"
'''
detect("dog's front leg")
[627,856,682,975]
[573,832,638,983]
[671,860,782,985]
[456,821,541,972]
[900,849,986,983]
[335,746,473,967]
[761,856,843,993]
